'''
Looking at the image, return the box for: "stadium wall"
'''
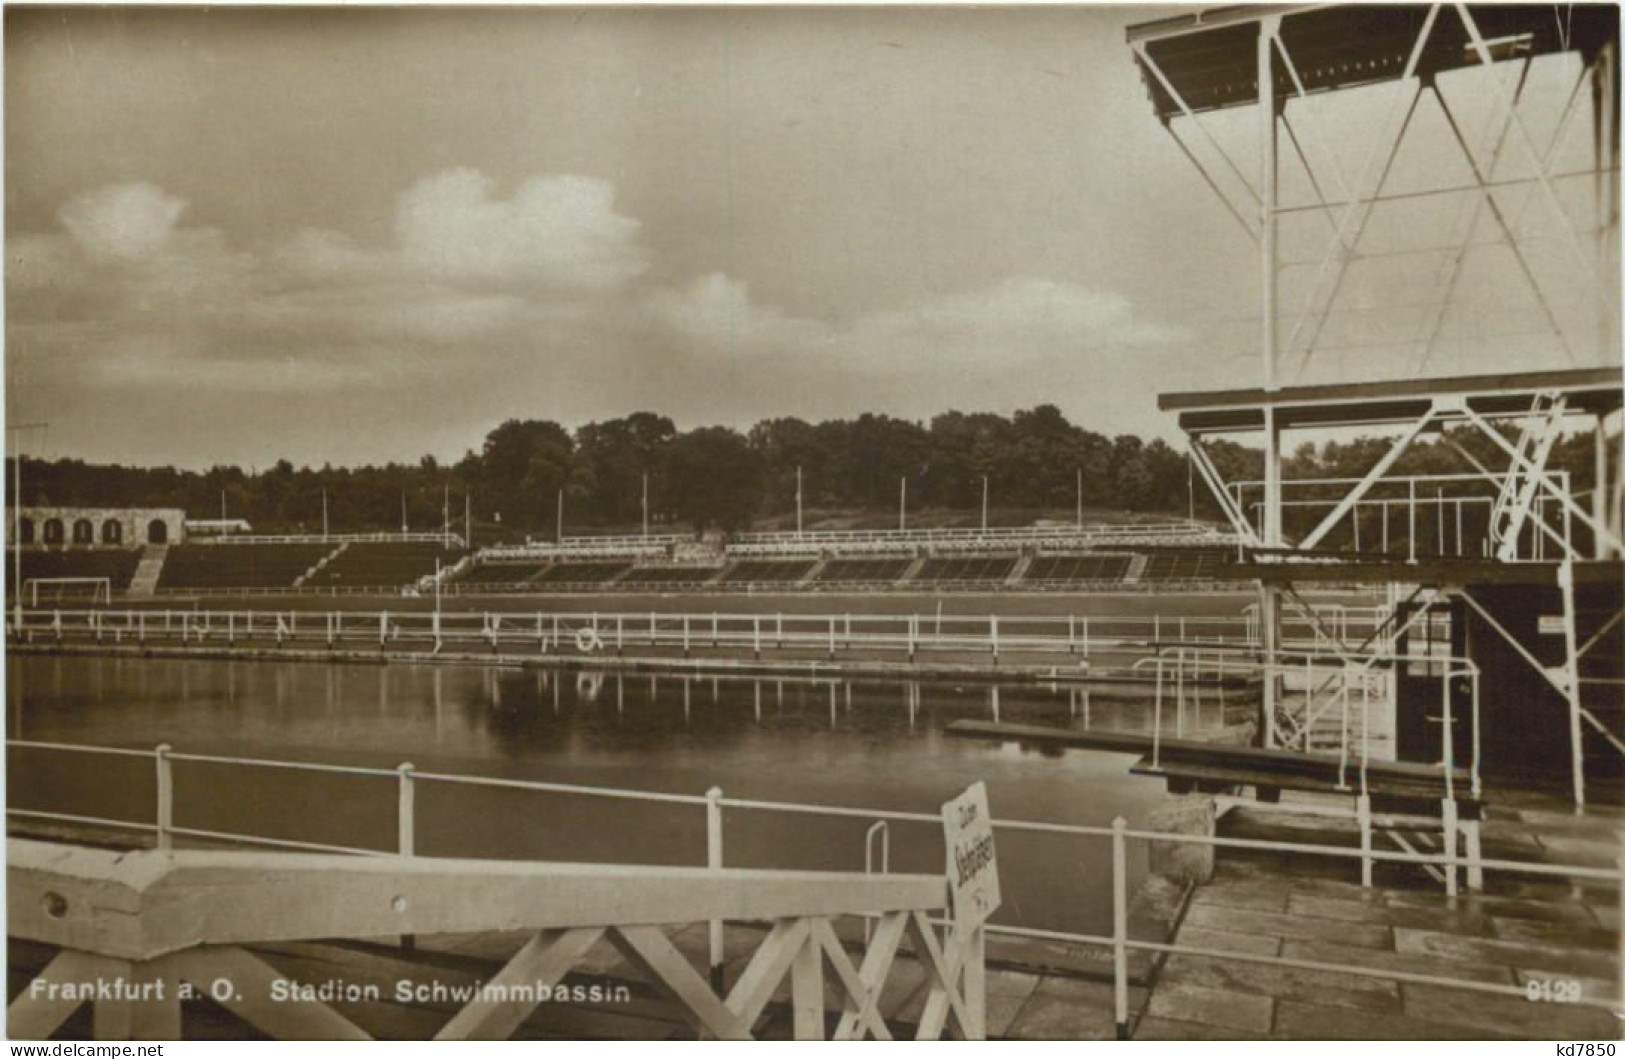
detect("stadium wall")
[9,506,186,549]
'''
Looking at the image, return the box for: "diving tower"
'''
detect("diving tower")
[1126,4,1624,809]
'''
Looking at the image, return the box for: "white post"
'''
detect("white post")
[397,763,416,857]
[706,786,725,991]
[154,744,174,851]
[796,465,803,536]
[1112,815,1129,1040]
[981,475,989,532]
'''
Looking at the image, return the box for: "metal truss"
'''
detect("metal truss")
[1135,3,1620,385]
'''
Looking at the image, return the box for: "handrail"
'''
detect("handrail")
[8,739,1609,880]
[7,737,1619,1042]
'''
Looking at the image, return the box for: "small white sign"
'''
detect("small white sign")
[942,781,1001,933]
[1537,615,1566,636]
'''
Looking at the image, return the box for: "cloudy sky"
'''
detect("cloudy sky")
[6,5,1607,468]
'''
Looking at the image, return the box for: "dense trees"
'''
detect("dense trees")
[7,404,1612,541]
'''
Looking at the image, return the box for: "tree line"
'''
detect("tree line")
[7,405,1610,543]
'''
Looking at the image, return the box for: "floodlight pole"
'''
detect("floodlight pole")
[1077,467,1083,529]
[401,492,408,534]
[796,466,803,536]
[899,477,907,531]
[557,489,565,544]
[643,473,650,539]
[465,491,472,551]
[322,489,329,541]
[981,476,989,532]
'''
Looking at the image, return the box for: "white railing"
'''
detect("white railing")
[193,532,464,547]
[1230,470,1578,562]
[8,739,1618,1040]
[1135,640,1482,799]
[7,605,1389,663]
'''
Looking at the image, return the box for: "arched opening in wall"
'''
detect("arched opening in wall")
[43,519,64,545]
[17,518,34,545]
[102,519,123,545]
[146,519,168,545]
[72,519,94,545]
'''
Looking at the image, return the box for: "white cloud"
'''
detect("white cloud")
[393,169,648,292]
[11,173,1195,448]
[650,270,1187,374]
[10,171,654,397]
[57,182,188,264]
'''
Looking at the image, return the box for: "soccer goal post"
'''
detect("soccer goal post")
[23,577,112,607]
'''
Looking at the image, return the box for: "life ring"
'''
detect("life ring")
[575,626,605,653]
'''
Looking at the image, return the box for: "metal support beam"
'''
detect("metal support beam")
[1298,407,1437,550]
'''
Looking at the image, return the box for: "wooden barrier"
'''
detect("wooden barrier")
[7,839,978,1041]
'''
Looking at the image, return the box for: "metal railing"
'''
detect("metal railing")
[7,739,1619,1040]
[1135,641,1483,798]
[7,604,1391,664]
[729,521,1221,545]
[190,531,464,547]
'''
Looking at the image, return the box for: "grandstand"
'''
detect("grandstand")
[718,559,816,584]
[457,561,550,587]
[303,541,465,591]
[533,562,633,585]
[1023,554,1135,586]
[811,558,911,584]
[616,566,722,588]
[156,543,334,592]
[1136,549,1232,583]
[913,556,1019,583]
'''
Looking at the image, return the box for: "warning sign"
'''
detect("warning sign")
[942,781,1001,933]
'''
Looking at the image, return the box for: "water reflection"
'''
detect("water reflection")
[7,654,1232,937]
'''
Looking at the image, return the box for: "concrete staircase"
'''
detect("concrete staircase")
[896,556,927,587]
[798,558,829,586]
[1005,554,1034,587]
[294,543,348,589]
[1123,554,1149,584]
[126,545,168,600]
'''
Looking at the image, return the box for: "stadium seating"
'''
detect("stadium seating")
[813,558,912,583]
[1137,551,1229,582]
[1022,554,1133,585]
[13,550,142,594]
[302,542,464,591]
[718,559,816,584]
[913,557,1018,582]
[617,567,722,586]
[157,544,335,591]
[532,562,633,585]
[457,562,549,585]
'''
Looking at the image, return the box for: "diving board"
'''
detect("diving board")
[946,720,1479,816]
[1160,367,1624,435]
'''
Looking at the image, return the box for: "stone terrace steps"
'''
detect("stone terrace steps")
[126,545,168,601]
[1141,804,1622,1040]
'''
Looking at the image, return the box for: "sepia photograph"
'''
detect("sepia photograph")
[2,0,1622,1046]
